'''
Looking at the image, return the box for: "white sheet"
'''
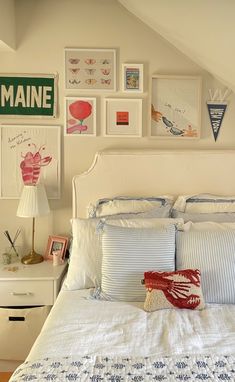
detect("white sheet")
[28,289,235,361]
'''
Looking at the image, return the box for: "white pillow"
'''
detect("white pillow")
[88,196,174,218]
[173,194,235,213]
[101,224,176,301]
[183,221,235,231]
[63,217,183,291]
[176,230,235,303]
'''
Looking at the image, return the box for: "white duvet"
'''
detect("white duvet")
[28,289,235,361]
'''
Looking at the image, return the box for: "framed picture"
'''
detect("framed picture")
[64,48,116,91]
[0,73,58,117]
[104,98,142,137]
[44,235,68,261]
[151,75,202,139]
[64,97,96,136]
[122,63,143,93]
[0,125,61,199]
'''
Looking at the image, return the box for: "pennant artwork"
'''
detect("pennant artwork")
[207,88,230,142]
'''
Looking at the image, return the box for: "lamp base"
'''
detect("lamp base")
[21,251,44,265]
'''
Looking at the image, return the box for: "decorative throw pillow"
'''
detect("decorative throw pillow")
[100,224,176,301]
[143,269,205,311]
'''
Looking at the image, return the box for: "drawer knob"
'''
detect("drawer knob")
[11,292,34,296]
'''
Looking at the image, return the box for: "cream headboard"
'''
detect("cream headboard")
[72,150,235,218]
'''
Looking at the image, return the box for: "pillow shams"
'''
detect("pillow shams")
[101,224,176,302]
[173,194,235,213]
[88,196,173,218]
[64,217,182,291]
[183,221,235,231]
[176,230,235,303]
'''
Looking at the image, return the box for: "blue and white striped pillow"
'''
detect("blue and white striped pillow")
[101,224,176,301]
[176,230,235,303]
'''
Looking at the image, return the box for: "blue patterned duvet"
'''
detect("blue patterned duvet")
[10,354,235,381]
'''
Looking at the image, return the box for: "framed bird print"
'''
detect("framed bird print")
[64,48,116,91]
[150,75,202,139]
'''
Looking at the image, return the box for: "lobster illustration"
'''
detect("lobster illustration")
[144,269,202,310]
[20,143,52,185]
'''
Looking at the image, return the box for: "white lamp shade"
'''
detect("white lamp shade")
[17,184,50,218]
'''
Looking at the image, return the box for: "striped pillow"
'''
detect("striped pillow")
[101,224,176,301]
[176,231,235,303]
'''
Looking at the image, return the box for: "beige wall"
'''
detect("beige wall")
[0,0,15,50]
[0,0,235,256]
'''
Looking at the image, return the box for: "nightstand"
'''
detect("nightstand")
[0,258,67,371]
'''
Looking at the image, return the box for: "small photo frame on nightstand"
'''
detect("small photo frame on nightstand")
[44,235,68,261]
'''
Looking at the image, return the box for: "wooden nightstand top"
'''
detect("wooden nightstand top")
[0,257,68,281]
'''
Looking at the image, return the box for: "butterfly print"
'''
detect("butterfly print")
[69,58,80,64]
[100,59,110,64]
[84,58,96,65]
[85,78,97,85]
[69,79,81,85]
[69,68,80,74]
[100,68,111,75]
[101,78,111,85]
[85,69,96,75]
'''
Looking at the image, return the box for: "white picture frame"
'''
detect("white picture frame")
[0,125,61,199]
[122,63,143,93]
[151,75,202,139]
[64,48,116,91]
[64,97,96,136]
[104,98,142,137]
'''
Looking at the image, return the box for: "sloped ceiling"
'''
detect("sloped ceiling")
[118,0,235,92]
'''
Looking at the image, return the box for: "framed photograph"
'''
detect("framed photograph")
[64,48,116,91]
[104,98,142,137]
[44,235,68,261]
[122,63,143,93]
[64,97,96,136]
[0,125,61,199]
[151,75,202,139]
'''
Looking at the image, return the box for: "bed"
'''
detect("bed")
[10,150,235,381]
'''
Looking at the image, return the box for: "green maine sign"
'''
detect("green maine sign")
[0,74,57,116]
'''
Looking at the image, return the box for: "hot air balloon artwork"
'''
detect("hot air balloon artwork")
[65,97,96,136]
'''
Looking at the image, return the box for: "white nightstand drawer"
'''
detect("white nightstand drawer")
[0,280,54,306]
[0,306,50,360]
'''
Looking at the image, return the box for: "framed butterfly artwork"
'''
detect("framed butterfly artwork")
[64,48,116,91]
[150,75,202,139]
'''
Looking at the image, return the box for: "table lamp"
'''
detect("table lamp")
[17,184,50,265]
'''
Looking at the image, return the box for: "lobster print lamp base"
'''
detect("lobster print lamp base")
[16,184,50,265]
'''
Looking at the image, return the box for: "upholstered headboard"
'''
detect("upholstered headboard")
[72,150,235,218]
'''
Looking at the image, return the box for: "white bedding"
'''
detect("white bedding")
[28,289,235,361]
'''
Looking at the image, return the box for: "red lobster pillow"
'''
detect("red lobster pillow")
[143,269,205,311]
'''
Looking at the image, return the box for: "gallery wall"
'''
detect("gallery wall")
[0,0,234,256]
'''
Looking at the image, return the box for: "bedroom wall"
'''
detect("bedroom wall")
[0,0,235,256]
